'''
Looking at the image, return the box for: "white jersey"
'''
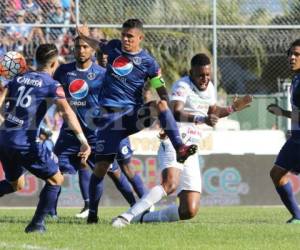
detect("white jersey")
[158,76,216,193]
[170,76,216,144]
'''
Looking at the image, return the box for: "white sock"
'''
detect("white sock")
[142,204,180,223]
[121,185,167,222]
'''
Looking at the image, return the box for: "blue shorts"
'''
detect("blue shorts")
[275,138,300,174]
[0,143,58,182]
[95,104,154,161]
[54,131,133,174]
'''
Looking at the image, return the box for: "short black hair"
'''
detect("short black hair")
[287,39,300,55]
[122,19,143,31]
[35,43,58,66]
[191,53,211,67]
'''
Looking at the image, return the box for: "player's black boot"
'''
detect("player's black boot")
[25,221,46,233]
[176,144,198,163]
[87,211,99,224]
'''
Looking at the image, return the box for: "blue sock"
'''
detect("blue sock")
[110,172,136,206]
[0,180,14,197]
[78,168,91,207]
[88,174,104,215]
[32,183,61,224]
[49,186,61,216]
[130,174,146,198]
[159,110,182,149]
[276,182,300,219]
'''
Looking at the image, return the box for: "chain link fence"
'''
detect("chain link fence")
[0,0,298,130]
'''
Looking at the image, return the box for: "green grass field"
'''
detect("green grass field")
[0,206,299,250]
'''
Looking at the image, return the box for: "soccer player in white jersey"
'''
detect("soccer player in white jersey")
[112,53,252,227]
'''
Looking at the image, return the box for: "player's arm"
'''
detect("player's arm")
[76,24,101,52]
[209,95,253,118]
[155,85,170,103]
[172,100,218,127]
[55,97,91,161]
[267,103,292,118]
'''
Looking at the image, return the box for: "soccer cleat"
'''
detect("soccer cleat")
[75,207,89,219]
[111,216,130,228]
[87,212,99,224]
[149,205,155,212]
[286,217,300,224]
[176,144,198,163]
[25,222,46,233]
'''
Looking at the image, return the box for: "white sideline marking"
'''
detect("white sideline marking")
[0,242,70,250]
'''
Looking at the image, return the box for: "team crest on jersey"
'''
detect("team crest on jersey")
[132,56,141,65]
[69,79,89,100]
[87,72,96,80]
[112,56,133,76]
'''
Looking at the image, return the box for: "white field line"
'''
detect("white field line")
[0,242,70,250]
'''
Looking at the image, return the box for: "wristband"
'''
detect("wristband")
[226,105,235,114]
[76,132,88,144]
[194,115,207,124]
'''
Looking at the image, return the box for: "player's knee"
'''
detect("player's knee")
[157,100,168,112]
[162,181,177,195]
[270,166,287,186]
[122,164,135,179]
[11,176,25,191]
[179,205,199,220]
[94,161,110,177]
[47,172,64,186]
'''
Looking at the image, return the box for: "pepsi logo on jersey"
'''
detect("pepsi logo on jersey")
[69,79,89,100]
[112,56,133,76]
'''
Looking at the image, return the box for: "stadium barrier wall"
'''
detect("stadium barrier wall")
[0,130,296,207]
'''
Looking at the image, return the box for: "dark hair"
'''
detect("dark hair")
[191,53,211,67]
[35,43,58,66]
[122,19,143,31]
[287,39,300,55]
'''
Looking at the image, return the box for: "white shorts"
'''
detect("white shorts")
[157,139,202,193]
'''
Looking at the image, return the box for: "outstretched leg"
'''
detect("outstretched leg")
[270,165,300,223]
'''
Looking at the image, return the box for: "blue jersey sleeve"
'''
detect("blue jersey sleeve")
[148,58,161,80]
[49,81,66,100]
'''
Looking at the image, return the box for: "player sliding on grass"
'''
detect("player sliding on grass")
[112,53,252,227]
[0,44,91,233]
[77,19,198,223]
[268,39,300,224]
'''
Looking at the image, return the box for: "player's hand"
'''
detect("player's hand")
[205,114,219,127]
[232,95,253,111]
[78,142,91,164]
[267,103,284,116]
[76,22,89,37]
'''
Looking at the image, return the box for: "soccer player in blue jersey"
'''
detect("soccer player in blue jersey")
[268,39,300,224]
[96,47,147,201]
[53,37,138,218]
[77,19,198,223]
[0,44,91,233]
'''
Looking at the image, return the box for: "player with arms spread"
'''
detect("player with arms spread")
[77,18,198,223]
[268,39,300,224]
[112,53,252,227]
[0,44,91,233]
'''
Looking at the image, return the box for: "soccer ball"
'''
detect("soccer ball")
[0,51,27,80]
